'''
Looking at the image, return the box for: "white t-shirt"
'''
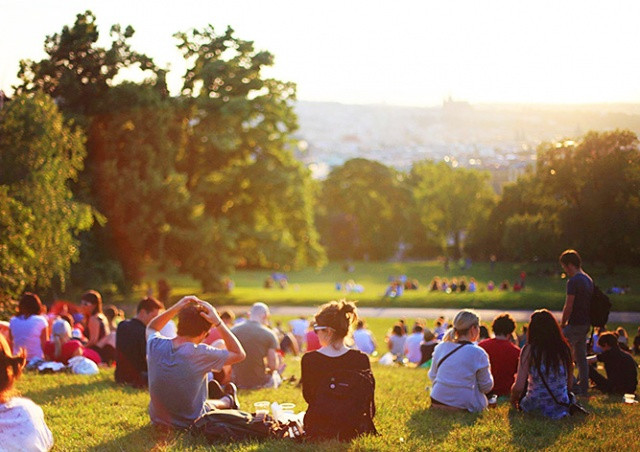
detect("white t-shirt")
[10,315,48,360]
[0,397,53,451]
[405,332,423,363]
[353,328,376,354]
[289,319,309,337]
[159,320,177,339]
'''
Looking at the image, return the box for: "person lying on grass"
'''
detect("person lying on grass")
[146,296,246,429]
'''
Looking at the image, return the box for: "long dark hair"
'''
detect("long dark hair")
[18,293,43,318]
[527,309,572,376]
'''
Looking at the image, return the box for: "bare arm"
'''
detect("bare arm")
[266,348,280,372]
[40,326,49,352]
[561,294,575,327]
[197,299,246,366]
[86,316,101,347]
[511,345,531,408]
[146,296,196,336]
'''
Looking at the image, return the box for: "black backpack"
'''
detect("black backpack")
[304,368,378,441]
[189,409,301,443]
[590,285,612,328]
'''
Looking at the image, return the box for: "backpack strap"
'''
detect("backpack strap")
[538,369,569,407]
[433,341,470,373]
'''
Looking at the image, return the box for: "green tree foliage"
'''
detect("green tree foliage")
[15,10,156,121]
[487,130,640,269]
[409,161,496,259]
[317,158,410,260]
[535,130,640,269]
[89,83,192,284]
[0,93,93,306]
[171,25,325,289]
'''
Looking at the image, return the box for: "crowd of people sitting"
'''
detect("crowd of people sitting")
[2,276,639,449]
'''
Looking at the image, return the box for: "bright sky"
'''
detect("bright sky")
[2,0,640,106]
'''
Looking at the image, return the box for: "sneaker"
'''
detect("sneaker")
[223,382,240,410]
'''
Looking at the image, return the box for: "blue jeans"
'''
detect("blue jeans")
[563,324,590,395]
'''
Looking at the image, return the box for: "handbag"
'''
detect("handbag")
[538,371,589,415]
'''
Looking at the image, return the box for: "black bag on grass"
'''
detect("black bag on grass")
[189,409,300,443]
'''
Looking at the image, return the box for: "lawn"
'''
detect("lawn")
[15,316,640,451]
[113,260,640,313]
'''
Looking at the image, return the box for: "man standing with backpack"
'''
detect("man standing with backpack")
[559,249,593,396]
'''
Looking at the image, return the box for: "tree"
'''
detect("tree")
[409,160,495,259]
[170,25,326,289]
[317,158,410,260]
[534,130,640,270]
[0,93,94,304]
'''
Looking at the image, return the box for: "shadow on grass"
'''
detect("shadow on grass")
[22,377,146,405]
[506,408,588,450]
[406,407,480,444]
[87,424,181,452]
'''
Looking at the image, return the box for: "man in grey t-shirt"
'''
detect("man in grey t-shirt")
[231,302,282,389]
[146,296,246,429]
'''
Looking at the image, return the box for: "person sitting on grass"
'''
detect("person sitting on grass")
[301,300,376,441]
[115,296,164,387]
[147,296,246,429]
[418,328,438,367]
[352,320,377,355]
[0,333,53,451]
[386,324,406,363]
[510,309,573,419]
[44,319,100,365]
[231,302,283,389]
[9,293,49,361]
[587,332,638,395]
[633,327,640,355]
[79,290,111,362]
[405,323,424,364]
[428,310,493,412]
[479,313,520,397]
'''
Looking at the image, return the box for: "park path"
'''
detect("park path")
[223,305,640,324]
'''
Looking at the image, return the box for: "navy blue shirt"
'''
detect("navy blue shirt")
[115,318,148,387]
[566,272,593,326]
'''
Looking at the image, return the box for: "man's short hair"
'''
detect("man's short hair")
[413,324,424,333]
[598,332,619,349]
[559,249,582,268]
[177,305,212,337]
[137,296,164,314]
[492,313,516,336]
[250,302,269,319]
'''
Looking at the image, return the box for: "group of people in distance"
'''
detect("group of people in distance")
[2,249,639,450]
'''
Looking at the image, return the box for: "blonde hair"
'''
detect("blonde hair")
[52,319,72,360]
[443,309,480,342]
[0,334,25,402]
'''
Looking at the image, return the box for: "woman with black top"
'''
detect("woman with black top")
[301,300,376,441]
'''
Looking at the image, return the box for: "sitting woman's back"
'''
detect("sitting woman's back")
[428,310,493,412]
[511,309,573,419]
[0,331,53,451]
[9,293,49,361]
[301,300,376,441]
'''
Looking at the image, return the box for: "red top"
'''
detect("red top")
[478,338,520,396]
[43,340,101,364]
[305,330,321,352]
[43,340,82,364]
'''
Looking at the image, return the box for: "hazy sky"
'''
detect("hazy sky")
[2,0,639,106]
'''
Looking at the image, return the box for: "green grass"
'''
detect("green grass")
[15,315,640,451]
[108,260,640,313]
